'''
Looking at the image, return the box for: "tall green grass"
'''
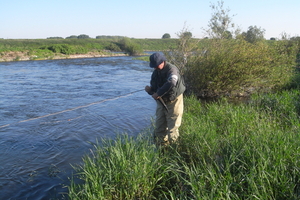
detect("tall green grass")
[179,93,300,199]
[68,90,300,199]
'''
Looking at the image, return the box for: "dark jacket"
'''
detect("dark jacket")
[148,62,185,102]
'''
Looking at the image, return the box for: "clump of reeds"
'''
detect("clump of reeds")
[68,90,300,199]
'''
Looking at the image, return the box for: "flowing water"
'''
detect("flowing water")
[0,56,156,199]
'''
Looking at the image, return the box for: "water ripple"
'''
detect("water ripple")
[0,56,155,199]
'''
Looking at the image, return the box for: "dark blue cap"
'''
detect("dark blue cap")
[149,52,166,68]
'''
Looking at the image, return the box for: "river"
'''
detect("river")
[0,56,156,199]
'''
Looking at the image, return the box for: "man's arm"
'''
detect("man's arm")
[156,68,179,97]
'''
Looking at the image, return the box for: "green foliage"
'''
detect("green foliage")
[184,39,298,97]
[38,44,89,55]
[77,34,90,39]
[68,92,300,199]
[290,36,300,66]
[0,38,176,55]
[134,38,177,51]
[181,31,192,38]
[204,0,237,39]
[118,37,143,56]
[162,33,171,39]
[251,90,300,127]
[66,35,78,39]
[243,25,265,43]
[126,43,143,56]
[179,92,300,199]
[68,134,165,200]
[47,37,64,39]
[96,35,125,39]
[42,44,76,54]
[106,42,122,51]
[164,25,199,74]
[28,48,55,60]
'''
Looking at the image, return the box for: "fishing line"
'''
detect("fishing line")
[0,89,144,129]
[39,116,83,125]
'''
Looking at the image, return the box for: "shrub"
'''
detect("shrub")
[125,42,143,56]
[42,44,76,55]
[106,42,122,52]
[73,45,89,54]
[184,39,298,97]
[162,33,171,39]
[28,48,54,60]
[118,38,143,56]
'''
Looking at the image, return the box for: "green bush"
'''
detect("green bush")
[185,39,298,97]
[73,45,89,54]
[125,42,143,56]
[28,48,54,60]
[118,38,143,56]
[106,42,122,52]
[42,44,75,55]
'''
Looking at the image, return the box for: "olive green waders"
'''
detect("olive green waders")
[154,94,184,146]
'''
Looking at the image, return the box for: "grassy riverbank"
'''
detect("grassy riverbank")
[0,38,177,62]
[68,90,300,199]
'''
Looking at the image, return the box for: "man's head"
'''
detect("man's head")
[149,52,166,69]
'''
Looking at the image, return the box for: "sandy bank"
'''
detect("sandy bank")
[0,51,127,62]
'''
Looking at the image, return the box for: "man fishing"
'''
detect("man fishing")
[145,52,185,146]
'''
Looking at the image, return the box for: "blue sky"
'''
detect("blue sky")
[1,0,299,39]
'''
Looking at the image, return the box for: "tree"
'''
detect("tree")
[47,37,64,39]
[164,24,199,74]
[181,32,192,38]
[223,31,233,39]
[244,26,265,43]
[290,36,300,42]
[77,34,90,39]
[66,35,77,39]
[162,33,171,39]
[204,0,237,39]
[96,35,125,39]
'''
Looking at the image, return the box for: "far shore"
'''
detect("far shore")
[0,51,128,62]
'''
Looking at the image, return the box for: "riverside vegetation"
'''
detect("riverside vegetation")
[68,90,300,199]
[0,38,177,61]
[67,35,300,199]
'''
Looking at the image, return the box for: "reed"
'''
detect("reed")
[68,90,300,199]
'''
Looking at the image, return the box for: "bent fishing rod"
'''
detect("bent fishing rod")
[157,97,169,112]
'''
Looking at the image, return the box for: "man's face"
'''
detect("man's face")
[155,62,164,70]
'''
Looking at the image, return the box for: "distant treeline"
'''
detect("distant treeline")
[47,35,128,40]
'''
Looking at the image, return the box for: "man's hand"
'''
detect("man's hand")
[145,86,159,100]
[145,85,152,93]
[152,93,159,100]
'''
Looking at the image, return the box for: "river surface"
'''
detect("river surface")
[0,56,156,199]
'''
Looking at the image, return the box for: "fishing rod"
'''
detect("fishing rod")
[157,97,169,112]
